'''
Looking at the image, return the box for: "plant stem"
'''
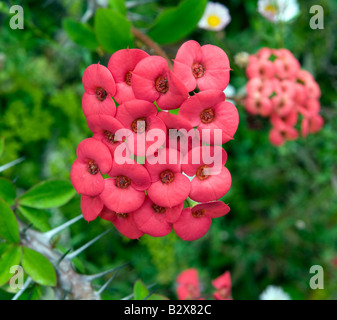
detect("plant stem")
[131,27,173,69]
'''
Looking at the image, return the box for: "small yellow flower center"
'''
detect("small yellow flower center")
[265,4,277,15]
[207,15,221,27]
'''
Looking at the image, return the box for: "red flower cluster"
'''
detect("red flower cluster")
[176,268,232,300]
[70,41,239,240]
[245,48,323,146]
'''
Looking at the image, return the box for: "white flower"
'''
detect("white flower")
[258,0,300,22]
[198,2,231,31]
[259,285,291,300]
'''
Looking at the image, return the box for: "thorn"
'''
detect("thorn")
[57,248,72,265]
[85,262,130,282]
[66,229,112,260]
[12,277,32,300]
[22,223,34,235]
[44,215,83,241]
[96,272,118,295]
[0,157,25,173]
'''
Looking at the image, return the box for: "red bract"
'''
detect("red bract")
[182,146,231,202]
[82,64,116,117]
[145,148,191,208]
[108,48,149,104]
[212,271,232,300]
[173,40,230,92]
[133,196,184,237]
[131,56,188,110]
[245,48,323,146]
[179,90,239,144]
[176,269,201,300]
[116,99,166,157]
[70,138,112,196]
[174,201,230,241]
[100,159,151,213]
[72,41,237,240]
[99,207,144,240]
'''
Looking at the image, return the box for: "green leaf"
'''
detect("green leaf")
[18,206,51,232]
[0,246,22,286]
[18,179,76,209]
[0,178,16,206]
[21,247,57,286]
[0,199,20,243]
[108,0,127,16]
[0,243,10,256]
[94,8,133,53]
[133,279,149,300]
[0,137,4,158]
[148,293,170,300]
[63,18,98,50]
[148,0,207,45]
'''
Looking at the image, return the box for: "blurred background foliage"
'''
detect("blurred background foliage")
[0,0,337,300]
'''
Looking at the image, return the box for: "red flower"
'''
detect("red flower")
[212,271,232,300]
[301,114,324,138]
[174,201,230,241]
[131,56,188,110]
[100,160,151,213]
[108,48,149,104]
[116,99,166,157]
[82,63,116,117]
[99,206,144,240]
[176,269,201,300]
[182,146,231,202]
[269,125,298,146]
[70,138,112,196]
[145,148,191,208]
[133,196,184,237]
[173,40,230,92]
[81,195,104,222]
[179,90,239,145]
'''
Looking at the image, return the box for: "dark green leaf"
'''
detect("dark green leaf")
[148,0,207,44]
[133,279,149,300]
[0,199,20,243]
[108,0,127,16]
[63,18,98,50]
[18,179,76,209]
[21,247,57,286]
[147,293,169,300]
[0,178,16,206]
[94,8,133,53]
[18,206,51,232]
[0,246,22,286]
[0,137,4,158]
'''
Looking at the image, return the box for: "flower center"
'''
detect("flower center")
[115,175,131,189]
[116,212,129,218]
[88,160,100,175]
[200,108,215,124]
[104,130,116,144]
[207,14,221,27]
[152,204,167,214]
[131,117,147,134]
[96,87,107,101]
[125,71,132,86]
[265,4,277,15]
[192,209,206,218]
[160,170,175,184]
[196,165,210,181]
[155,76,169,93]
[192,62,205,79]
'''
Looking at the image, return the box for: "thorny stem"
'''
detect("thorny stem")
[131,27,173,69]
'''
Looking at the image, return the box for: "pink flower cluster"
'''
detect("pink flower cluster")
[245,48,324,146]
[176,268,232,300]
[70,41,239,241]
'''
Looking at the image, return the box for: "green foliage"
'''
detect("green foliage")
[94,8,133,53]
[0,137,4,158]
[21,247,57,287]
[0,199,20,243]
[133,279,169,300]
[148,0,207,44]
[0,246,22,286]
[108,0,127,16]
[18,179,76,209]
[63,18,98,50]
[17,206,51,232]
[0,178,16,206]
